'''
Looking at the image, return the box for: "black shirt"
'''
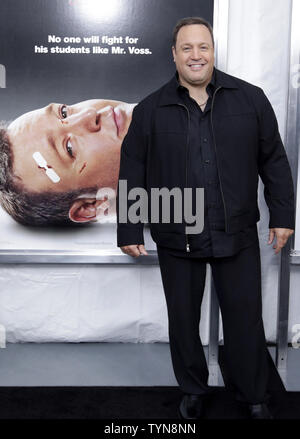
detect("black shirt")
[157,69,258,258]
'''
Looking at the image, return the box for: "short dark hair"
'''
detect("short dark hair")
[172,16,214,48]
[0,122,98,226]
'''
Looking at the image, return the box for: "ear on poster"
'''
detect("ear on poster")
[68,187,116,223]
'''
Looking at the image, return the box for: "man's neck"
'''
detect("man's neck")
[178,75,213,102]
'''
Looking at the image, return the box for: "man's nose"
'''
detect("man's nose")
[63,108,100,132]
[190,48,202,60]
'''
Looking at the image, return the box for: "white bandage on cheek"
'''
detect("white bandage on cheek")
[32,151,61,183]
[45,168,60,183]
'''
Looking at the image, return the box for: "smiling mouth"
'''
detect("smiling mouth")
[188,64,206,70]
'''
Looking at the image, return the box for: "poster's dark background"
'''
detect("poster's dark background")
[0,0,213,120]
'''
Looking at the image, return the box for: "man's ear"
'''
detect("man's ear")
[172,45,176,61]
[68,198,107,223]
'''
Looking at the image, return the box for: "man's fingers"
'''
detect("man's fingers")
[272,237,288,254]
[269,228,294,252]
[273,242,282,254]
[271,229,295,254]
[120,245,140,257]
[120,244,148,257]
[268,230,275,244]
[138,245,148,255]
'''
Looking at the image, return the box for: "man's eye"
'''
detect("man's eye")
[66,139,73,158]
[60,104,68,119]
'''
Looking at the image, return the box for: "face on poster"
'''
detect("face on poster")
[0,0,213,250]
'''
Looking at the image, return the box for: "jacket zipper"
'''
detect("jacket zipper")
[177,102,191,252]
[210,86,228,233]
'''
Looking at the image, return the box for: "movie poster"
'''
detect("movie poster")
[0,0,214,252]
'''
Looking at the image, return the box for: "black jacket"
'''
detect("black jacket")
[117,68,295,250]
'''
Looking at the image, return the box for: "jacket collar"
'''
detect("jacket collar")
[157,67,238,107]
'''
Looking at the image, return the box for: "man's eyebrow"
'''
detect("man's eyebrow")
[180,41,210,46]
[45,104,63,161]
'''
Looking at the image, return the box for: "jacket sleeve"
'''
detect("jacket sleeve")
[257,89,295,230]
[116,103,148,247]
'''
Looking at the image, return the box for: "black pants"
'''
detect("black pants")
[156,238,270,404]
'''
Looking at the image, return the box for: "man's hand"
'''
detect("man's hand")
[268,228,294,254]
[120,244,148,258]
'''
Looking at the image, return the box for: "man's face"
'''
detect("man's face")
[8,99,133,193]
[172,24,214,88]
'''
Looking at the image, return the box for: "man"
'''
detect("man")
[117,17,295,419]
[0,99,135,225]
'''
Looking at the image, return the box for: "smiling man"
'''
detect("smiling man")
[0,99,135,224]
[171,21,214,94]
[117,17,295,419]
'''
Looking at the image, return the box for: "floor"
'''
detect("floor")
[0,343,299,390]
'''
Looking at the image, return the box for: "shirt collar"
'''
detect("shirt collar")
[157,68,238,108]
